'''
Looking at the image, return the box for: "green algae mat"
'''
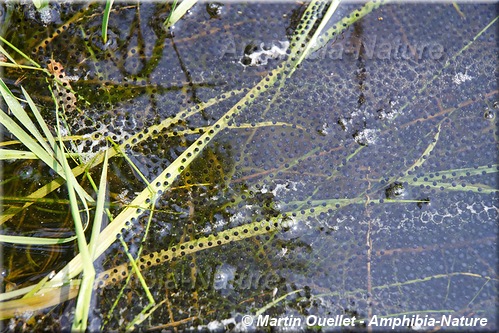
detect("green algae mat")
[0,1,497,331]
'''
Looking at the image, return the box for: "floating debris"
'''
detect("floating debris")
[213,264,236,291]
[385,182,406,199]
[206,3,224,19]
[483,107,495,120]
[239,41,289,67]
[377,99,399,120]
[452,72,473,85]
[353,128,377,146]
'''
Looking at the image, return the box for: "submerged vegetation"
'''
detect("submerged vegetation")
[0,1,497,331]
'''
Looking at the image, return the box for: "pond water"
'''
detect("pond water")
[1,1,497,332]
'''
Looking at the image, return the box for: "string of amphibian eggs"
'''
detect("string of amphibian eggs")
[93,217,293,288]
[93,195,361,289]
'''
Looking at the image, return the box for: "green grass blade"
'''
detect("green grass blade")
[0,80,61,171]
[73,274,94,331]
[0,62,42,71]
[163,0,177,27]
[45,84,94,331]
[88,150,108,260]
[102,0,114,44]
[405,123,441,175]
[107,137,154,193]
[0,149,37,159]
[164,0,197,30]
[0,108,62,174]
[0,45,18,64]
[20,86,57,156]
[308,1,386,56]
[59,134,93,331]
[53,102,91,222]
[22,273,51,299]
[0,81,94,207]
[255,289,303,316]
[0,234,77,245]
[0,149,90,160]
[291,0,341,75]
[118,237,155,304]
[32,0,49,10]
[0,36,40,68]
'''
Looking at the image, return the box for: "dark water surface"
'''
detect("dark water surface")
[1,1,497,332]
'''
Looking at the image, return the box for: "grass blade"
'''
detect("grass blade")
[102,0,114,44]
[0,36,41,68]
[88,150,109,260]
[0,62,42,71]
[59,134,93,331]
[32,0,49,10]
[0,79,63,171]
[0,80,94,207]
[164,0,197,30]
[255,289,303,316]
[0,45,18,64]
[0,108,62,174]
[22,273,52,299]
[0,149,37,159]
[0,149,86,160]
[0,234,77,245]
[291,0,341,75]
[21,86,57,155]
